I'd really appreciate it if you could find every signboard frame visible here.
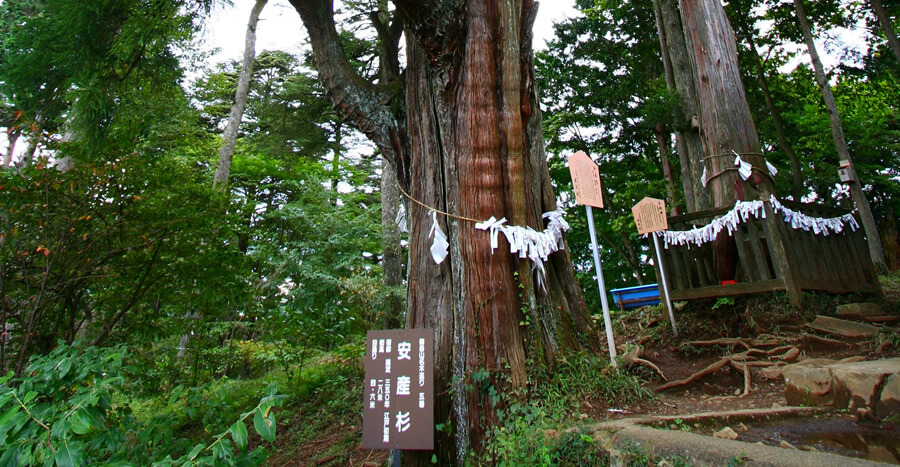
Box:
[362,329,435,451]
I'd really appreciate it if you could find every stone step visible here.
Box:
[783,357,900,419]
[805,315,879,339]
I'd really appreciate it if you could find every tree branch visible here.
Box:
[288,0,410,185]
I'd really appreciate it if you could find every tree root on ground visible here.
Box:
[655,345,798,397]
[618,344,668,382]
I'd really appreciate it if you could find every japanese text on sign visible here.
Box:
[568,151,604,208]
[632,197,668,234]
[362,329,434,450]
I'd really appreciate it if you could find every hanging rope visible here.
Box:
[394,183,571,291]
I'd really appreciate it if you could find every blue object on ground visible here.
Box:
[610,284,661,310]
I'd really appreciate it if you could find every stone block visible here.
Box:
[783,365,833,406]
[806,315,878,339]
[835,303,882,318]
[875,373,900,419]
[830,359,900,412]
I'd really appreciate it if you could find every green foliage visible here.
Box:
[482,404,608,466]
[0,343,283,465]
[0,0,214,147]
[533,352,654,415]
[538,0,670,293]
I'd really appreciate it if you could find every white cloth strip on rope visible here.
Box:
[651,195,858,248]
[470,208,570,292]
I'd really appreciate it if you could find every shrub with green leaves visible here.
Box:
[0,343,284,466]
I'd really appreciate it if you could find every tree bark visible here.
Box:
[213,0,267,188]
[655,0,709,212]
[744,35,804,200]
[380,158,403,329]
[793,0,887,270]
[330,121,342,193]
[871,0,900,64]
[655,123,682,215]
[290,0,599,461]
[680,0,777,284]
[679,0,772,207]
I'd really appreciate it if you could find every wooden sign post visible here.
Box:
[632,197,677,336]
[568,151,617,366]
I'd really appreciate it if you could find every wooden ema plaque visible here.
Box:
[568,151,604,208]
[632,197,668,234]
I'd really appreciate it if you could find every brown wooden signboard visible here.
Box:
[362,329,434,450]
[568,151,604,208]
[632,197,668,234]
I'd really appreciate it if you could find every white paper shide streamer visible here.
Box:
[429,211,449,264]
[474,209,571,291]
[654,195,859,248]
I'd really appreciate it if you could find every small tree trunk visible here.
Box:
[330,121,342,192]
[213,0,267,188]
[871,0,900,64]
[793,0,887,270]
[655,122,682,215]
[655,0,709,212]
[3,130,19,168]
[380,158,403,328]
[745,35,804,200]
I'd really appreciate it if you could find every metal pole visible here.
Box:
[652,233,677,336]
[586,206,617,366]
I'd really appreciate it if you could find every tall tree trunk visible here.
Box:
[744,35,804,200]
[291,0,599,461]
[655,0,709,212]
[380,158,403,328]
[680,0,772,206]
[680,0,776,283]
[213,0,267,188]
[793,0,887,270]
[871,0,900,64]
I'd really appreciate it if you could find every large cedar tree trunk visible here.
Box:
[654,0,709,212]
[290,0,599,461]
[679,0,782,285]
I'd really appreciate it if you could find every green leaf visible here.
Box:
[69,410,93,435]
[230,420,248,450]
[253,408,275,442]
[51,418,71,440]
[186,443,205,460]
[56,358,72,379]
[23,391,38,404]
[54,440,83,467]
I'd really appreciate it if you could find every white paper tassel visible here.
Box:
[429,211,449,264]
[766,160,778,177]
[475,216,507,252]
[734,154,753,181]
[396,203,408,233]
[701,166,708,188]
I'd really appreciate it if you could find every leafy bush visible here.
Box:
[0,343,284,465]
[482,403,608,465]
